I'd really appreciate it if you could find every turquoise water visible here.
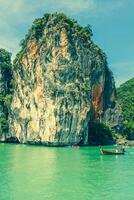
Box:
[0,144,134,200]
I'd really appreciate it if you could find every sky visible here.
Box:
[0,0,134,87]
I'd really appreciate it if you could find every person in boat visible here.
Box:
[120,146,125,153]
[72,144,80,148]
[99,146,102,151]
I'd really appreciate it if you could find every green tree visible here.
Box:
[117,78,134,139]
[0,49,13,136]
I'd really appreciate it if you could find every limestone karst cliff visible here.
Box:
[4,13,122,145]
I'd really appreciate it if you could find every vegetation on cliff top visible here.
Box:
[0,49,13,135]
[12,13,116,145]
[15,12,105,63]
[117,78,134,139]
[20,12,93,43]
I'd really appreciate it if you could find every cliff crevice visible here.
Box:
[1,13,122,145]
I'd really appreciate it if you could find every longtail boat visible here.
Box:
[100,148,125,155]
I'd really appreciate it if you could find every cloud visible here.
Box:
[51,0,95,12]
[0,0,96,56]
[0,0,131,58]
[111,61,134,87]
[0,35,19,57]
[0,0,132,86]
[0,0,95,16]
[95,0,124,13]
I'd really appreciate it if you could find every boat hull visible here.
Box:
[101,149,124,155]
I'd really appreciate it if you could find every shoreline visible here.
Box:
[1,139,134,147]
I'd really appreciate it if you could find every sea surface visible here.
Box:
[0,144,134,200]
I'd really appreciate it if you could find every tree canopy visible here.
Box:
[117,78,134,139]
[0,49,13,134]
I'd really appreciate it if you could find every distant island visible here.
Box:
[117,78,134,141]
[0,13,133,146]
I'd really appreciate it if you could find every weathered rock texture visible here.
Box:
[8,13,122,145]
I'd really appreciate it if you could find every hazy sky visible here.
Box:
[0,0,134,86]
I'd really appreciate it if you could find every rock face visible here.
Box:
[8,13,122,145]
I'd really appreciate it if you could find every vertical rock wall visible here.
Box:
[8,14,122,145]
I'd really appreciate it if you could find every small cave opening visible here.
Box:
[88,121,114,145]
[5,136,20,144]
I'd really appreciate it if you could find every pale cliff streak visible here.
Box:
[7,13,122,145]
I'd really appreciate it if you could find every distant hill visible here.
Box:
[117,78,134,139]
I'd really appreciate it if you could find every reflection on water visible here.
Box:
[0,144,134,200]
